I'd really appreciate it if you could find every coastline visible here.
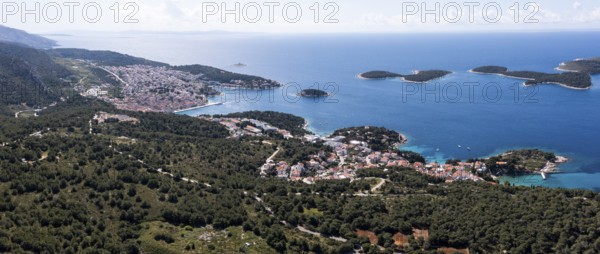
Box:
[356,73,398,80]
[399,133,409,146]
[469,69,591,90]
[523,81,591,90]
[357,70,452,83]
[494,154,570,181]
[298,92,331,98]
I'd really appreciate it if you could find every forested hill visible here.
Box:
[0,42,72,107]
[1,98,599,253]
[49,48,169,67]
[173,65,280,88]
[0,25,56,49]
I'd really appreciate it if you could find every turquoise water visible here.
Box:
[50,32,600,191]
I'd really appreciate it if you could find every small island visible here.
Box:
[558,57,600,74]
[471,65,592,89]
[359,70,451,83]
[299,89,329,97]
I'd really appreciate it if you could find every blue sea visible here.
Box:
[49,32,600,191]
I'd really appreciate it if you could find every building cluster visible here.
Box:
[262,132,486,184]
[417,161,486,182]
[199,117,294,139]
[82,87,109,97]
[97,65,216,112]
[94,112,139,124]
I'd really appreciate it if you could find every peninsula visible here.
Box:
[359,70,451,83]
[558,57,600,74]
[471,65,592,89]
[484,149,568,176]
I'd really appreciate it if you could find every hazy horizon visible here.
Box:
[3,0,600,34]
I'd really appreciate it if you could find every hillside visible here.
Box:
[49,49,281,89]
[0,25,56,48]
[173,64,280,88]
[0,101,599,253]
[0,42,72,107]
[218,111,308,136]
[48,48,169,67]
[0,100,599,253]
[332,126,405,151]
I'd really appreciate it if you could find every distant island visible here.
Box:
[557,57,600,74]
[471,65,592,89]
[359,70,451,83]
[299,89,329,97]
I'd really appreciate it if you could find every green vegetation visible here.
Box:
[1,27,599,254]
[299,89,329,97]
[359,70,451,82]
[472,65,592,89]
[485,149,557,175]
[559,57,600,74]
[359,71,402,79]
[138,222,276,254]
[403,70,452,82]
[0,25,56,48]
[173,64,280,88]
[48,49,280,89]
[48,48,168,67]
[470,66,508,73]
[219,111,309,136]
[332,126,405,151]
[0,99,599,253]
[397,150,426,164]
[53,57,124,97]
[0,42,73,107]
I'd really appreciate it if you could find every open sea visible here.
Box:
[48,32,600,191]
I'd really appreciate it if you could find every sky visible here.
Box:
[2,0,600,34]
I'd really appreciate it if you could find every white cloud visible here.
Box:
[573,7,600,22]
[538,10,562,23]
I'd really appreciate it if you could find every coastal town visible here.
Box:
[265,133,487,184]
[75,62,279,113]
[95,65,217,112]
[199,116,569,186]
[201,117,491,184]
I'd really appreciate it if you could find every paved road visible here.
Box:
[371,178,386,192]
